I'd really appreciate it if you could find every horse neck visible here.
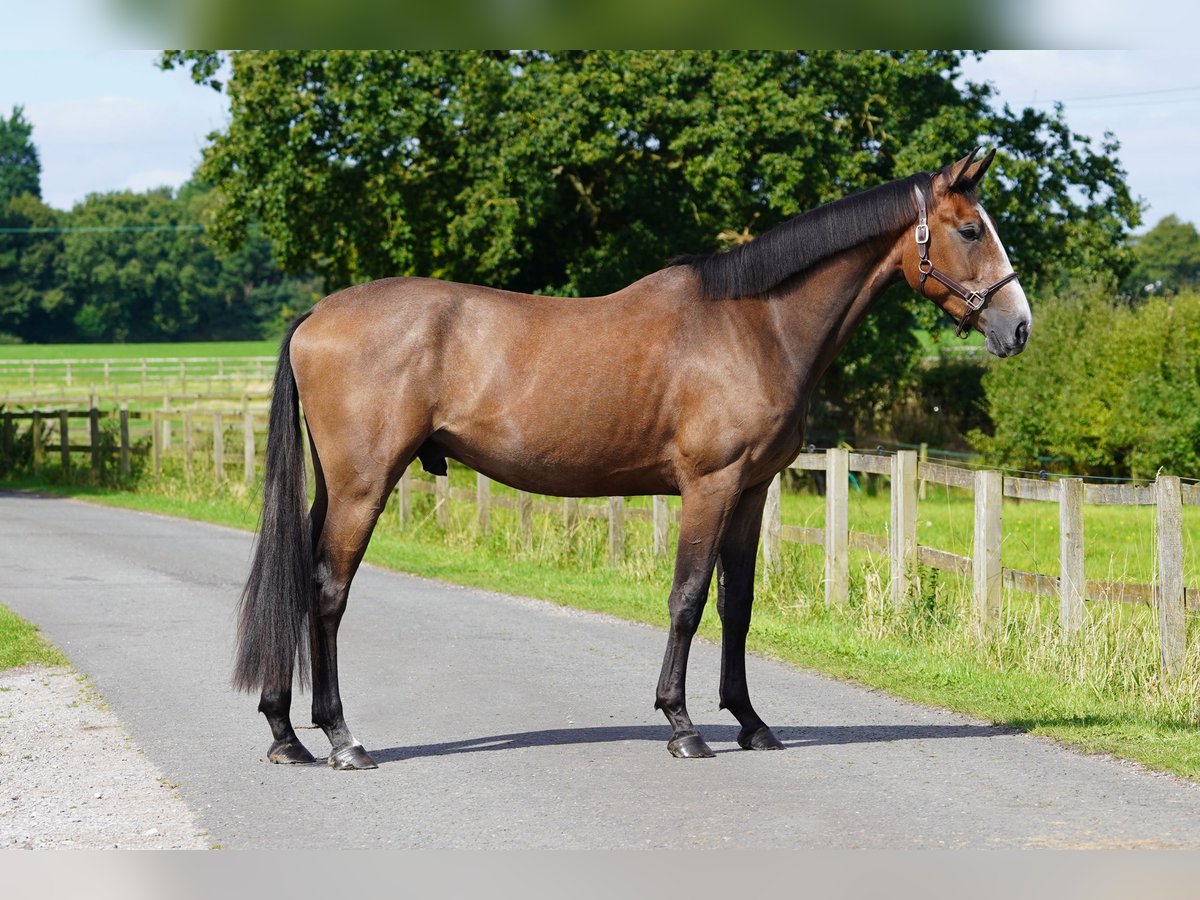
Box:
[769,233,905,390]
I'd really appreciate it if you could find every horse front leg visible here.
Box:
[654,478,740,758]
[717,481,784,751]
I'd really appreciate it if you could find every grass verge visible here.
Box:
[0,601,67,671]
[3,468,1199,781]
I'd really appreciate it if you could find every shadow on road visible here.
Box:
[369,722,1013,764]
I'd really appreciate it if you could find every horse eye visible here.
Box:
[958,225,981,242]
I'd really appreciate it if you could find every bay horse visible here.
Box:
[235,148,1031,769]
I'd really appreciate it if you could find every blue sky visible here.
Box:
[0,49,1197,230]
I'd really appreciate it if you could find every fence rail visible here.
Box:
[2,407,1196,678]
[0,357,276,400]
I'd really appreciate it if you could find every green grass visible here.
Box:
[0,602,67,671]
[0,341,276,361]
[5,463,1200,781]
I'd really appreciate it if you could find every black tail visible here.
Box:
[233,313,314,693]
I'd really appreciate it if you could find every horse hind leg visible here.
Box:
[307,444,409,770]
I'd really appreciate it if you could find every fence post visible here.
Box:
[435,474,450,527]
[182,411,193,480]
[890,450,918,605]
[1058,477,1085,638]
[65,361,72,387]
[652,494,669,558]
[518,492,533,550]
[825,448,849,606]
[89,407,100,482]
[31,410,42,476]
[119,404,130,478]
[608,496,625,568]
[151,410,162,477]
[762,473,782,579]
[59,410,70,475]
[476,473,491,534]
[397,469,411,528]
[1156,474,1185,679]
[243,411,255,485]
[212,412,224,483]
[917,442,928,501]
[2,411,12,467]
[973,469,1002,629]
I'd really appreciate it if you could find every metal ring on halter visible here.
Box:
[918,258,933,275]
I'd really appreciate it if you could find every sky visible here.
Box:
[0,49,1197,230]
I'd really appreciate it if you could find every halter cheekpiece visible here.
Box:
[912,186,1020,339]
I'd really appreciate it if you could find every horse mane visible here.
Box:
[672,172,934,300]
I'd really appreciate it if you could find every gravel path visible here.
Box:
[5,490,1200,849]
[0,665,205,849]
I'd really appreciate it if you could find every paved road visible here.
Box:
[4,491,1200,848]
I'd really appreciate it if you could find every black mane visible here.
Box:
[673,173,932,300]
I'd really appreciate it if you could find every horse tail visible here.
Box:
[233,312,314,693]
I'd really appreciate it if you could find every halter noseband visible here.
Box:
[912,186,1020,339]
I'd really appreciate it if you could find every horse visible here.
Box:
[234,148,1031,769]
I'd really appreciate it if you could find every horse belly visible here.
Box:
[433,401,677,498]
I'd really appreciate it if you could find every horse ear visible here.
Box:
[932,148,979,198]
[954,148,997,192]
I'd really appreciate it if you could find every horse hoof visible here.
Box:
[667,733,715,759]
[328,744,378,770]
[267,739,316,765]
[738,725,784,751]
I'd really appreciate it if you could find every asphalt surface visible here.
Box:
[4,490,1200,849]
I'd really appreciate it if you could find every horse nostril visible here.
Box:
[1015,320,1028,346]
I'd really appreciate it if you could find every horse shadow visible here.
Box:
[368,721,1015,764]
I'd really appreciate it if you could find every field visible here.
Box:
[0,341,277,361]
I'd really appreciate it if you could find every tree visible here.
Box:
[1125,215,1200,296]
[0,193,67,341]
[61,184,316,342]
[162,51,1140,440]
[973,285,1200,478]
[0,106,40,204]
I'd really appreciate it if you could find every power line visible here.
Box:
[1029,84,1200,108]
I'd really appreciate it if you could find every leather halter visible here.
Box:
[912,186,1020,339]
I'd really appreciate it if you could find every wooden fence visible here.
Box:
[0,356,275,394]
[0,404,264,487]
[2,408,1196,676]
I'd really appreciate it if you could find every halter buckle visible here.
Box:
[914,223,929,246]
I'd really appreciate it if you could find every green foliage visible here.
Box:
[0,183,318,343]
[0,106,40,204]
[172,50,1139,441]
[1126,215,1200,296]
[61,185,318,342]
[974,285,1200,478]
